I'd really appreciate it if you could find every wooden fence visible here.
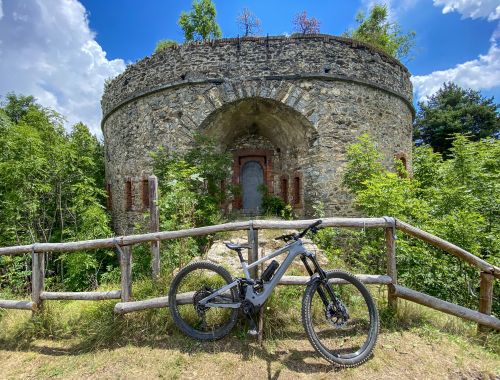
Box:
[0,217,499,332]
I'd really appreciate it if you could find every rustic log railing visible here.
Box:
[0,217,498,331]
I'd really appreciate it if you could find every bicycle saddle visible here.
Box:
[224,242,251,251]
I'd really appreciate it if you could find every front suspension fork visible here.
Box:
[301,254,339,307]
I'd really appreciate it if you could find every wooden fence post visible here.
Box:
[247,224,263,343]
[384,218,398,311]
[478,271,494,332]
[31,249,45,313]
[120,245,132,302]
[148,175,160,280]
[247,226,259,279]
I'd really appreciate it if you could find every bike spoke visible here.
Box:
[169,263,238,339]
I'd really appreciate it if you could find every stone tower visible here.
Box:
[101,35,414,234]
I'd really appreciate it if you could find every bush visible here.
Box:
[259,184,294,219]
[151,134,232,271]
[154,39,177,54]
[336,133,499,315]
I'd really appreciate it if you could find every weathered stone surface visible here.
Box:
[101,34,413,234]
[205,232,329,276]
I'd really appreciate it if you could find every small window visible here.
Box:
[395,152,410,178]
[281,177,288,204]
[142,179,149,210]
[106,183,112,210]
[293,176,301,205]
[125,179,133,211]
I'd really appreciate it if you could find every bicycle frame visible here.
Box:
[199,239,324,309]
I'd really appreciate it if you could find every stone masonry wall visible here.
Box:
[102,35,414,234]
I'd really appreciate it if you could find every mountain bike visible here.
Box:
[168,220,379,367]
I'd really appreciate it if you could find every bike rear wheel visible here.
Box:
[168,261,239,341]
[302,270,379,367]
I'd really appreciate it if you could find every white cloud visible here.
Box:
[412,37,500,101]
[412,1,500,101]
[0,0,125,137]
[433,0,500,21]
[0,1,3,20]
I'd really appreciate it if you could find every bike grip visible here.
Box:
[311,220,322,228]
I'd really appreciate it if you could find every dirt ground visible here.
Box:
[1,326,498,379]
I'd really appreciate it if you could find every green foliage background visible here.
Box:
[148,134,231,271]
[0,94,113,293]
[332,133,499,316]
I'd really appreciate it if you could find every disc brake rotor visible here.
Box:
[325,301,349,328]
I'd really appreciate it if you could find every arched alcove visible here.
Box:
[200,97,314,150]
[199,97,314,214]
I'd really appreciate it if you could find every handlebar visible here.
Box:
[275,220,323,242]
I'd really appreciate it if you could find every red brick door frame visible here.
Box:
[232,149,273,209]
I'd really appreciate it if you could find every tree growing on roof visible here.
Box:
[292,11,321,35]
[236,7,261,37]
[178,0,222,41]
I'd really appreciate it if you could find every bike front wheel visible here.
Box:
[168,261,239,341]
[302,270,379,367]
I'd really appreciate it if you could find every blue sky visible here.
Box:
[0,0,498,137]
[81,0,496,75]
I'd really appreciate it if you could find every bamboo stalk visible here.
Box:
[392,284,500,330]
[396,219,500,278]
[40,291,121,301]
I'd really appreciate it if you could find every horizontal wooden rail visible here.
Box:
[0,218,391,256]
[0,299,34,310]
[252,218,390,230]
[396,220,500,278]
[279,274,393,285]
[40,291,121,301]
[392,285,500,330]
[114,274,392,314]
[115,292,195,314]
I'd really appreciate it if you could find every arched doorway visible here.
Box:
[200,97,314,216]
[240,161,264,214]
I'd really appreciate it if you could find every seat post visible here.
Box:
[235,249,245,263]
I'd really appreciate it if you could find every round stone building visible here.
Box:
[101,34,414,234]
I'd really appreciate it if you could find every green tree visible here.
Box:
[178,0,222,42]
[0,94,112,293]
[2,93,36,123]
[414,82,499,155]
[151,134,231,269]
[154,39,177,54]
[341,134,499,315]
[344,4,415,60]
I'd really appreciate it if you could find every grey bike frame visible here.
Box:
[199,239,316,309]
